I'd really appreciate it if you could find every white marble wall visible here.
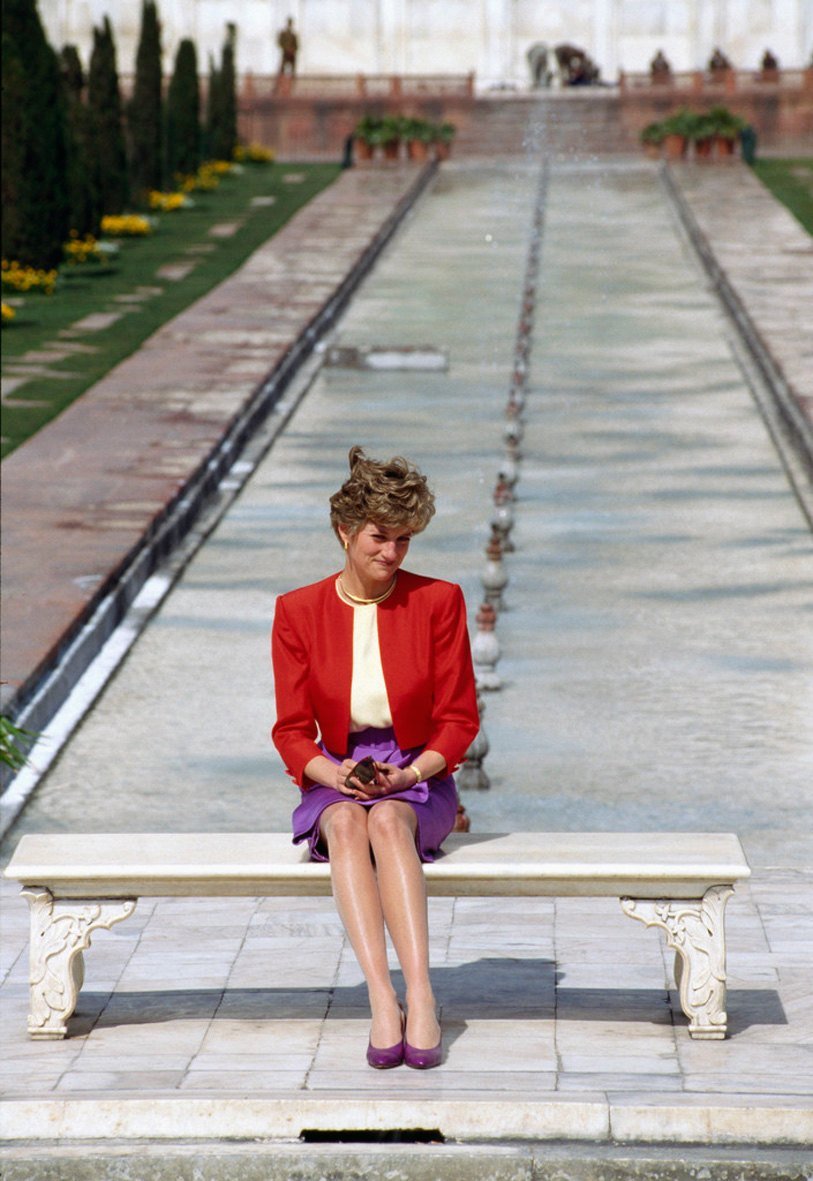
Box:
[40,0,813,86]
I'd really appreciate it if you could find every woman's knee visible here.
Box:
[321,802,369,851]
[367,800,417,846]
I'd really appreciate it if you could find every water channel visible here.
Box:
[8,159,812,871]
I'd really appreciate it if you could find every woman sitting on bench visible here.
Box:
[271,446,479,1069]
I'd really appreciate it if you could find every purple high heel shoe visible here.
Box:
[366,1006,405,1069]
[403,1038,442,1069]
[403,1014,443,1069]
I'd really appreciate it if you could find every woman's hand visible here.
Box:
[374,762,421,794]
[323,750,446,798]
[337,758,388,799]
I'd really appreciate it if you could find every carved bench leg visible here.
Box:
[621,885,734,1040]
[22,888,137,1039]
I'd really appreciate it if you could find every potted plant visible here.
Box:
[640,120,666,158]
[690,113,716,159]
[708,105,744,157]
[431,121,456,161]
[353,115,383,163]
[661,109,695,159]
[380,115,402,162]
[403,117,433,162]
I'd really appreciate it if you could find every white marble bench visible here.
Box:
[4,831,750,1042]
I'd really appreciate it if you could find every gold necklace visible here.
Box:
[337,576,396,606]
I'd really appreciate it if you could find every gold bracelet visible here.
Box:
[410,764,422,784]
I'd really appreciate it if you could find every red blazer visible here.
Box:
[271,569,479,788]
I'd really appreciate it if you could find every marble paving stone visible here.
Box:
[155,262,196,282]
[560,1073,685,1093]
[682,1074,813,1095]
[305,1069,560,1092]
[676,1043,813,1074]
[69,312,125,332]
[555,963,669,988]
[3,365,79,379]
[192,1051,315,1072]
[113,976,230,992]
[555,1028,677,1050]
[81,1025,212,1055]
[191,1045,318,1070]
[555,997,673,1025]
[216,991,330,1019]
[199,1021,320,1054]
[180,1070,309,1090]
[441,1042,557,1072]
[55,1072,188,1092]
[208,222,242,238]
[68,1053,193,1071]
[560,1053,680,1074]
[18,350,75,363]
[2,1057,80,1076]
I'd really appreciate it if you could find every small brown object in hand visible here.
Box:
[349,755,377,785]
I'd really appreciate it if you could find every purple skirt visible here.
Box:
[292,726,459,863]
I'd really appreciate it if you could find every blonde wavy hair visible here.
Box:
[329,446,436,541]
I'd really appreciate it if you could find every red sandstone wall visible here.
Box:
[237,74,813,159]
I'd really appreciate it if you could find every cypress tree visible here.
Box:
[60,45,100,236]
[88,18,129,215]
[129,0,164,196]
[166,37,200,180]
[219,23,238,161]
[1,0,70,268]
[207,24,237,161]
[1,30,26,262]
[205,53,222,160]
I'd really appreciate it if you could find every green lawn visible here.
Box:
[1,162,341,459]
[751,157,813,237]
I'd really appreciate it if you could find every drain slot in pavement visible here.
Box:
[300,1127,445,1144]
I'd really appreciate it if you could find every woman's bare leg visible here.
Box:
[320,802,402,1047]
[367,801,441,1049]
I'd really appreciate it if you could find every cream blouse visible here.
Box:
[335,580,393,731]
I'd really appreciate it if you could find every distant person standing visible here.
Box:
[277,16,299,76]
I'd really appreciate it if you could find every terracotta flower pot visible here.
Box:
[354,139,374,164]
[407,140,429,162]
[383,140,400,161]
[694,138,713,159]
[663,133,687,160]
[434,142,452,162]
[715,136,736,157]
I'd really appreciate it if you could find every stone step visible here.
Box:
[453,96,638,156]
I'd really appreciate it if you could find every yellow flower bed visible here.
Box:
[1,260,58,295]
[177,160,235,193]
[148,190,189,212]
[190,166,219,192]
[101,214,152,237]
[64,232,103,265]
[234,142,275,164]
[2,301,17,324]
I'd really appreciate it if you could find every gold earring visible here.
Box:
[343,539,348,551]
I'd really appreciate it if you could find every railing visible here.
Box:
[240,72,476,101]
[619,67,812,96]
